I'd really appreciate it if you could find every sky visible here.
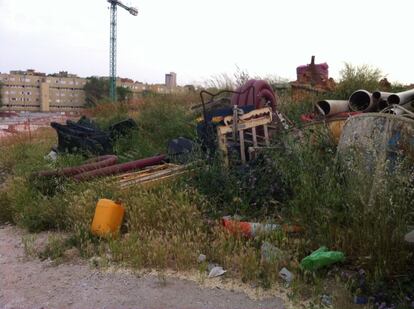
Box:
[0,0,412,86]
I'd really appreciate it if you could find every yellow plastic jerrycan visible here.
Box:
[91,199,125,237]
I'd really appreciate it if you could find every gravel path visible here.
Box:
[0,225,286,309]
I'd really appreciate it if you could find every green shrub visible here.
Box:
[112,94,196,159]
[331,63,383,99]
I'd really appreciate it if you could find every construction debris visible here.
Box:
[73,154,166,181]
[37,155,118,178]
[261,242,287,264]
[36,154,167,183]
[208,265,227,278]
[290,56,336,101]
[116,162,192,190]
[278,268,294,284]
[51,116,137,155]
[216,107,272,165]
[167,137,195,163]
[221,217,303,238]
[314,100,349,116]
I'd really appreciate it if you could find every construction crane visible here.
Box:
[107,0,138,102]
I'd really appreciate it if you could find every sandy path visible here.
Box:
[0,225,285,309]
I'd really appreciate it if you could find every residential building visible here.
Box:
[0,69,183,111]
[0,70,86,112]
[117,78,147,99]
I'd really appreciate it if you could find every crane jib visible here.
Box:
[107,0,138,16]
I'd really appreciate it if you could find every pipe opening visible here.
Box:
[349,91,371,111]
[315,101,330,115]
[388,94,400,105]
[372,91,382,100]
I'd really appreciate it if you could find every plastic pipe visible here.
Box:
[349,90,374,112]
[314,100,349,116]
[387,88,414,105]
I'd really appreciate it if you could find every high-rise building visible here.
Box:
[165,72,177,89]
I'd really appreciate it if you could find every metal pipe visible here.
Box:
[349,90,374,112]
[73,154,166,181]
[36,155,118,178]
[314,100,349,116]
[387,88,414,105]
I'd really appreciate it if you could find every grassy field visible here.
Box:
[0,68,413,308]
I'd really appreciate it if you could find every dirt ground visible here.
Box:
[0,225,286,309]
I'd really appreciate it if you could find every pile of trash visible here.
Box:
[51,116,138,155]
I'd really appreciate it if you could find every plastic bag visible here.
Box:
[300,246,345,271]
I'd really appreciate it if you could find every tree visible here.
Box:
[116,86,133,102]
[84,77,134,105]
[334,63,383,99]
[84,77,109,106]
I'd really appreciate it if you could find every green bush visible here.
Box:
[331,63,383,99]
[113,94,196,159]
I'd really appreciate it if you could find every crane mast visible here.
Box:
[107,0,138,102]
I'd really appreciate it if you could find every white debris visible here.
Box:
[208,266,226,278]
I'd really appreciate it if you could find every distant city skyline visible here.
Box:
[0,0,413,85]
[0,68,177,86]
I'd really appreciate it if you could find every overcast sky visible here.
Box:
[0,0,412,85]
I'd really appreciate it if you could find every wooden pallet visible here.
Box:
[216,107,272,165]
[116,163,192,190]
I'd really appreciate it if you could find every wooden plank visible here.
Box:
[217,126,229,166]
[239,129,246,164]
[264,124,270,147]
[252,127,258,147]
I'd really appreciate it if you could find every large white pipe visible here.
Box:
[387,88,414,105]
[314,100,349,116]
[349,90,374,112]
[372,91,392,111]
[372,91,392,101]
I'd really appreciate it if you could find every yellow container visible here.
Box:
[91,199,125,237]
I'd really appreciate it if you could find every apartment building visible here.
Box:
[0,70,86,112]
[0,70,184,111]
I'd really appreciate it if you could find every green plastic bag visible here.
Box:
[300,246,345,271]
